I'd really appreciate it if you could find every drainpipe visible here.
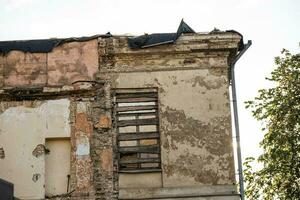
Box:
[230,40,252,200]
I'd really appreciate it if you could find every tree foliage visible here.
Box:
[244,49,300,199]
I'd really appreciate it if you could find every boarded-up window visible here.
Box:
[114,89,161,173]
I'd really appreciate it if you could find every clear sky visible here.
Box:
[1,0,299,177]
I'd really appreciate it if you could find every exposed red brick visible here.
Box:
[76,156,93,191]
[75,113,93,136]
[94,115,112,129]
[100,149,113,172]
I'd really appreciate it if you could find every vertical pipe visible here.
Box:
[230,40,252,200]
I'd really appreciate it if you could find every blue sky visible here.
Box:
[1,0,299,174]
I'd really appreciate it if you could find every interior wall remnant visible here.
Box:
[3,51,47,87]
[47,40,99,86]
[0,39,99,88]
[0,101,46,199]
[0,99,71,199]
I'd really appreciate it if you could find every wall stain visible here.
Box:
[32,144,47,157]
[161,106,235,184]
[190,76,225,90]
[208,68,227,77]
[32,173,41,182]
[161,106,232,155]
[0,101,43,115]
[0,147,5,159]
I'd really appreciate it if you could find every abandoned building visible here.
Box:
[0,21,251,200]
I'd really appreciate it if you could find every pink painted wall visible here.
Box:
[0,39,99,87]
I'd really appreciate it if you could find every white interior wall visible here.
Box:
[0,99,71,199]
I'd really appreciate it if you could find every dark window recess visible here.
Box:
[114,89,161,173]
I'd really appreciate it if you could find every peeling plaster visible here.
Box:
[161,106,232,155]
[32,174,41,182]
[32,144,47,157]
[76,135,90,156]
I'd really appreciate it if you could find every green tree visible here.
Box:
[244,49,300,200]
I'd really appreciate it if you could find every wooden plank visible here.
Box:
[116,92,158,99]
[119,145,160,154]
[119,168,162,173]
[117,110,157,117]
[116,105,157,112]
[118,132,159,141]
[115,88,157,94]
[116,97,157,103]
[117,118,158,127]
[117,111,157,117]
[120,157,160,164]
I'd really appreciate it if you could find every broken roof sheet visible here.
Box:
[127,20,195,49]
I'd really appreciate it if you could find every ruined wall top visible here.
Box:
[0,31,243,99]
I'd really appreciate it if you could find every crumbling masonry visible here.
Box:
[0,26,245,200]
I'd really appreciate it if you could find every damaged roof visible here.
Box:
[127,20,195,49]
[0,34,112,55]
[0,20,244,55]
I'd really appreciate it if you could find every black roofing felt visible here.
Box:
[0,33,112,55]
[128,20,195,49]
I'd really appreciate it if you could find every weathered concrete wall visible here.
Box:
[0,99,71,199]
[0,39,98,88]
[98,33,241,199]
